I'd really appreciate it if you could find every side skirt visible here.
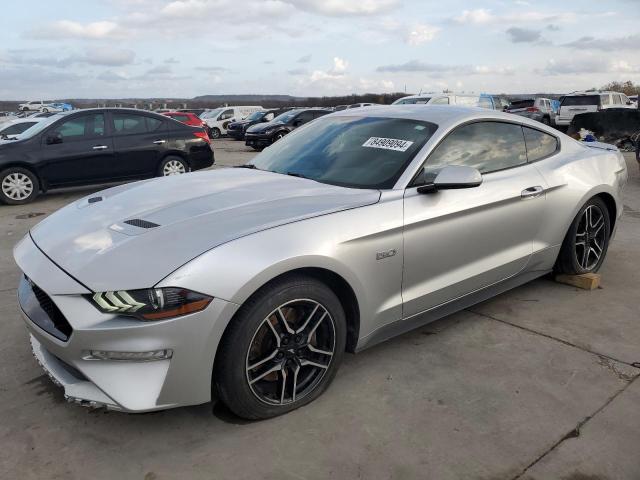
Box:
[355,269,550,352]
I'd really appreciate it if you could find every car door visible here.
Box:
[402,121,547,317]
[111,112,167,178]
[37,112,115,186]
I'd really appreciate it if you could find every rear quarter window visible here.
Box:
[561,96,600,107]
[523,127,558,162]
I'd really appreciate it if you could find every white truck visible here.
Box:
[555,91,636,128]
[199,106,263,138]
[17,100,55,112]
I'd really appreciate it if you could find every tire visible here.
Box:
[42,108,48,113]
[21,107,29,112]
[158,156,189,177]
[541,116,550,126]
[555,197,611,275]
[0,167,40,205]
[214,275,347,420]
[273,131,287,142]
[210,128,221,139]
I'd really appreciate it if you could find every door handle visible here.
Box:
[92,145,108,150]
[153,140,166,145]
[521,186,544,199]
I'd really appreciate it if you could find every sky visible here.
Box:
[0,0,639,99]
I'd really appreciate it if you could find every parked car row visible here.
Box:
[18,100,74,113]
[0,108,214,205]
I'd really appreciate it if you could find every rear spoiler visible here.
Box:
[583,141,618,152]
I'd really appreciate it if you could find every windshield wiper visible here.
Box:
[286,172,308,179]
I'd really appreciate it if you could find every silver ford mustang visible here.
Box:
[14,106,628,419]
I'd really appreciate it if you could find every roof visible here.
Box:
[330,104,556,132]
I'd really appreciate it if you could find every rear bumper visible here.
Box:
[14,235,239,412]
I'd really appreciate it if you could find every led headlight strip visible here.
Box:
[89,288,212,320]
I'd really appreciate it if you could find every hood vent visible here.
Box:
[88,196,103,204]
[124,219,160,229]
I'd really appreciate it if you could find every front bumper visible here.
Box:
[245,132,273,148]
[227,129,245,140]
[14,235,239,412]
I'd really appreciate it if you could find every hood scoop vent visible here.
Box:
[88,196,103,204]
[124,218,160,229]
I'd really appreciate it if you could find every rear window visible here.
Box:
[523,127,558,162]
[561,95,600,107]
[395,97,431,105]
[510,100,534,109]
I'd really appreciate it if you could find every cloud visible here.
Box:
[287,68,308,75]
[562,34,640,51]
[97,70,130,82]
[330,57,348,74]
[296,54,312,63]
[7,47,135,67]
[406,24,440,46]
[164,57,180,64]
[451,9,579,25]
[506,27,542,43]
[284,0,399,16]
[538,57,640,75]
[147,65,173,75]
[453,9,493,24]
[28,20,124,40]
[376,60,513,77]
[194,66,229,73]
[82,47,136,66]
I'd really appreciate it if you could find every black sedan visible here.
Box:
[0,108,214,205]
[244,108,332,150]
[227,108,293,140]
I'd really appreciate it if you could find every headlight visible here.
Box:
[88,288,212,320]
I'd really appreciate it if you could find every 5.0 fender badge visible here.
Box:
[376,249,397,260]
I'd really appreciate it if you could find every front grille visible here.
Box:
[31,282,73,340]
[18,276,73,342]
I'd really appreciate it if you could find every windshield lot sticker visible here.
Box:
[363,137,414,152]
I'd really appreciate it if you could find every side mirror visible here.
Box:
[417,165,482,194]
[46,132,63,145]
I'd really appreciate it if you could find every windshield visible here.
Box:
[200,108,223,119]
[509,100,534,108]
[393,97,432,105]
[246,111,267,121]
[271,110,299,123]
[250,116,437,189]
[11,113,67,139]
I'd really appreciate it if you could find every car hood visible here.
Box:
[246,120,285,133]
[30,169,380,292]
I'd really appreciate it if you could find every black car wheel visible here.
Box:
[158,156,189,176]
[210,128,221,139]
[214,274,346,420]
[541,116,550,126]
[274,131,287,142]
[555,197,610,275]
[0,167,40,205]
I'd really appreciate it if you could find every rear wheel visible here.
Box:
[274,131,287,142]
[541,116,550,126]
[0,167,39,205]
[158,156,188,176]
[210,128,221,139]
[214,275,346,420]
[555,197,610,275]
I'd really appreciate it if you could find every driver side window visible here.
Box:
[425,121,527,176]
[56,114,105,141]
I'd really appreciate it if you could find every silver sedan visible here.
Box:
[14,106,628,419]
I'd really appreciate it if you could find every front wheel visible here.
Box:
[555,197,611,275]
[158,156,189,176]
[273,131,287,142]
[41,108,49,113]
[214,275,346,420]
[210,128,221,139]
[0,167,40,205]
